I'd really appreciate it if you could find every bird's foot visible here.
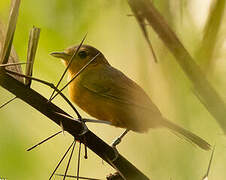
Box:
[111,144,119,162]
[110,137,121,161]
[111,129,129,147]
[110,129,130,162]
[111,137,122,147]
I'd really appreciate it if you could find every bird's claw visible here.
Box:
[111,145,119,162]
[110,138,121,162]
[111,137,121,147]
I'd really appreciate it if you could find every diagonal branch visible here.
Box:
[0,68,149,180]
[5,69,81,118]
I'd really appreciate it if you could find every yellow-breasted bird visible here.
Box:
[51,44,210,150]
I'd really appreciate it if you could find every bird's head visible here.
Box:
[51,44,109,75]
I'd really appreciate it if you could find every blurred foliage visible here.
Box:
[0,0,226,179]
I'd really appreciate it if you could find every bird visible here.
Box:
[51,44,211,150]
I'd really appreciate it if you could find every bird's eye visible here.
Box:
[78,51,88,59]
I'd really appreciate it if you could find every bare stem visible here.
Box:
[49,141,74,180]
[77,142,82,180]
[27,131,62,151]
[0,96,16,109]
[0,62,27,67]
[63,140,76,180]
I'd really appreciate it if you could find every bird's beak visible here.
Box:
[50,52,69,59]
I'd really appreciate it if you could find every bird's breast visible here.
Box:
[68,77,111,121]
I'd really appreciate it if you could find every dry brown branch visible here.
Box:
[0,69,150,180]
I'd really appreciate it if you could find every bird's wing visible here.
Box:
[80,64,160,113]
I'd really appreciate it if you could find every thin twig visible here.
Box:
[77,142,82,180]
[84,143,88,159]
[63,140,76,180]
[49,52,100,101]
[204,144,216,179]
[54,112,80,123]
[83,118,112,125]
[49,141,74,180]
[55,112,112,125]
[0,96,16,109]
[60,120,65,135]
[6,69,54,86]
[27,131,62,151]
[49,34,87,101]
[0,62,27,67]
[129,3,158,63]
[55,174,102,180]
[5,69,81,118]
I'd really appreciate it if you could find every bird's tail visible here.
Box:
[160,118,211,151]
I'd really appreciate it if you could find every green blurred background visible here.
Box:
[0,0,226,179]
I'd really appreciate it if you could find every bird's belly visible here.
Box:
[69,82,112,118]
[68,82,151,132]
